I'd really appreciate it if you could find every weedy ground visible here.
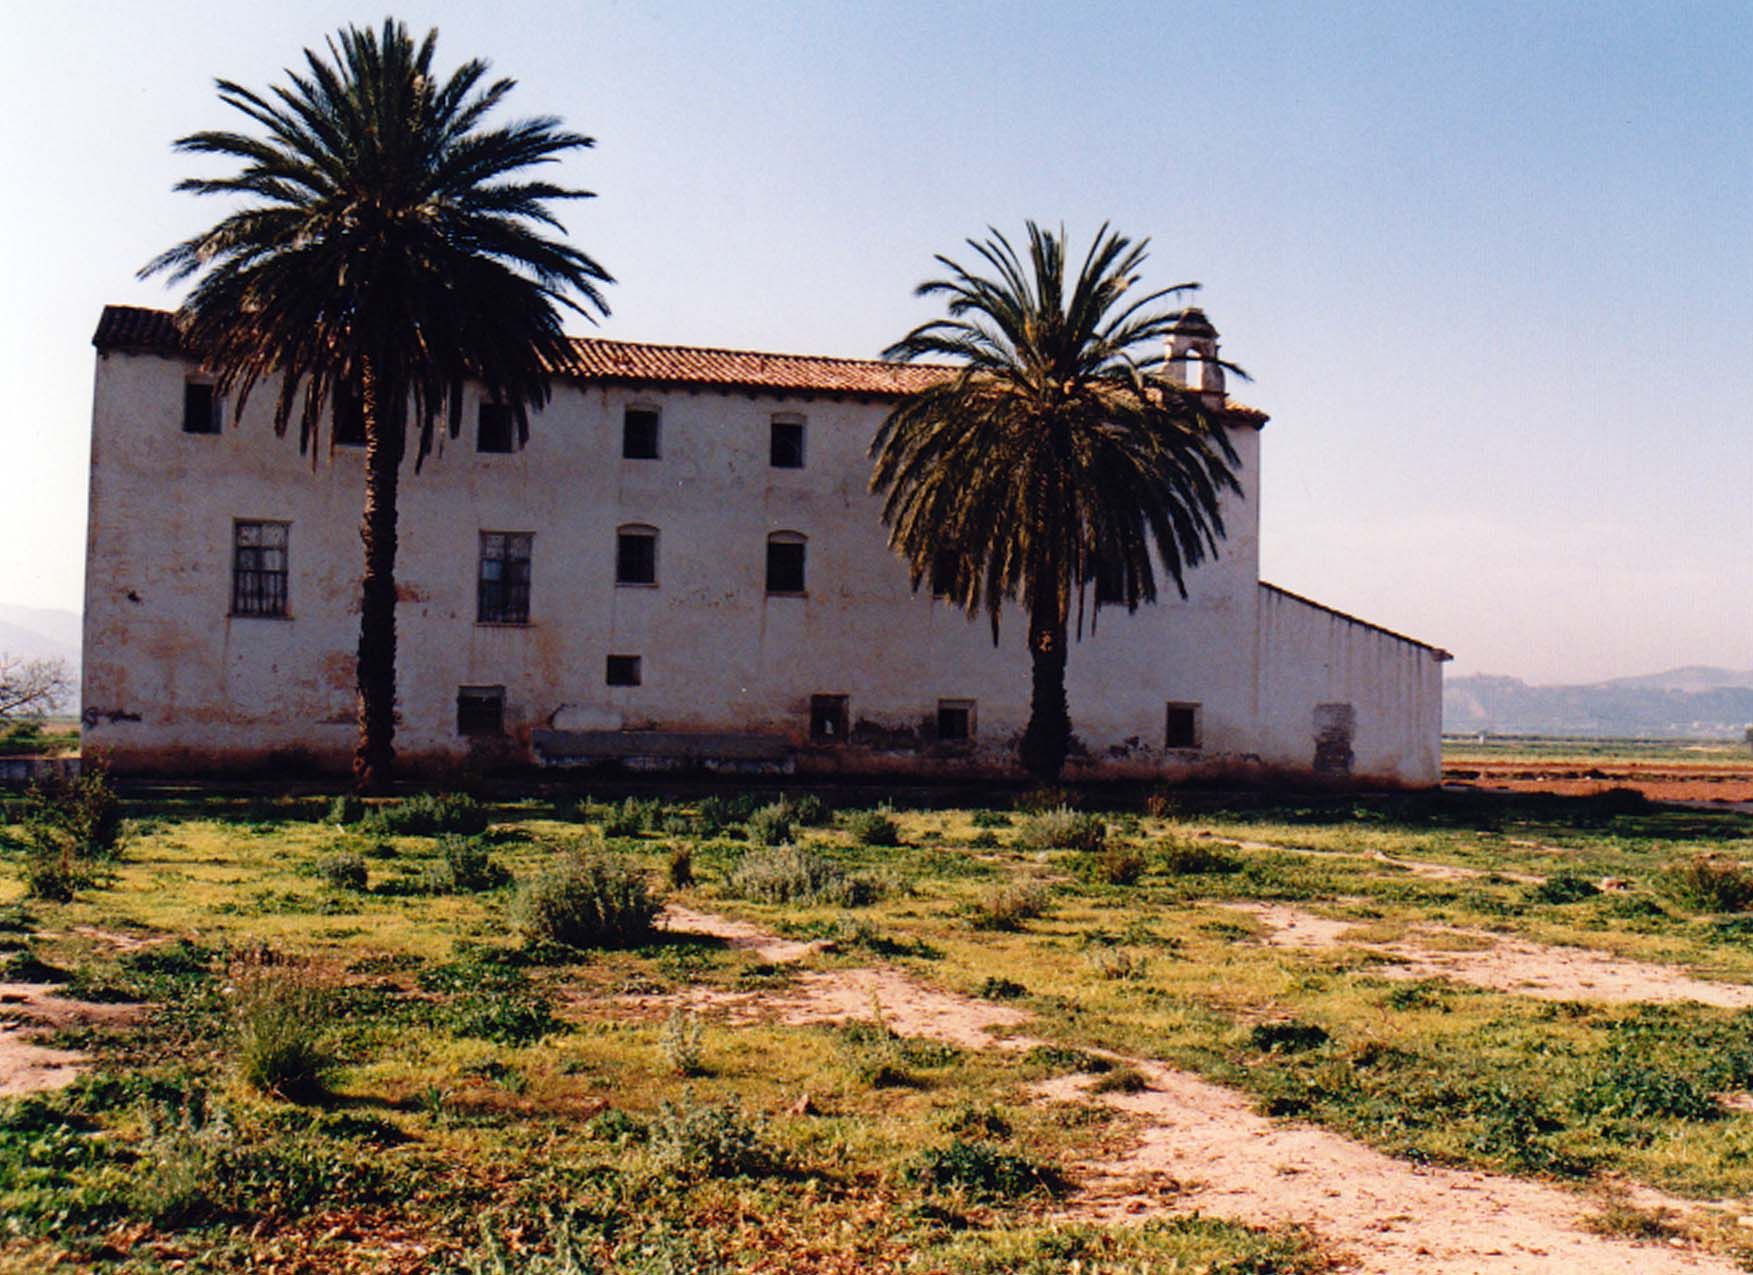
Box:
[3,780,1753,1272]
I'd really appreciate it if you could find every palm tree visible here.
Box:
[871,223,1241,782]
[142,20,611,793]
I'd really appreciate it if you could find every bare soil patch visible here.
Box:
[1231,902,1753,1008]
[0,980,143,1097]
[657,905,1745,1273]
[1208,833,1545,884]
[1448,760,1753,805]
[1041,1062,1742,1274]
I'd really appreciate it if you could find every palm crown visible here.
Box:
[143,19,610,463]
[871,222,1241,778]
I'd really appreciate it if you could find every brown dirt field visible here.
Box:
[656,905,1745,1274]
[1445,760,1753,805]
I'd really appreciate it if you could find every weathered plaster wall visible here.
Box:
[83,345,1441,784]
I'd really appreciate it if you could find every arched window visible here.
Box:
[616,524,659,586]
[765,531,807,594]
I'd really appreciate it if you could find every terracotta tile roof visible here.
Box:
[1260,581,1452,660]
[91,303,1267,419]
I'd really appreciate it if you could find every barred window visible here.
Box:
[478,532,533,624]
[232,521,289,617]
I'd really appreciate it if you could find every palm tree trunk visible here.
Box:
[353,361,404,795]
[1019,590,1071,782]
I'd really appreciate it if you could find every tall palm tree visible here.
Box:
[143,20,611,793]
[871,223,1241,782]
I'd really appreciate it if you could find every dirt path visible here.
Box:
[1230,902,1753,1008]
[657,904,1744,1273]
[0,980,143,1097]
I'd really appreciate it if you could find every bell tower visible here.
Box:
[1164,307,1224,401]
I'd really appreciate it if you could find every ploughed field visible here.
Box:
[6,783,1753,1272]
[1447,737,1753,806]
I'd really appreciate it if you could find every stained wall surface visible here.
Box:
[83,328,1448,784]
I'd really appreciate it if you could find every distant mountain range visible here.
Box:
[1446,667,1753,738]
[0,605,81,712]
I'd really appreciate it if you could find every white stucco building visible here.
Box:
[83,304,1449,785]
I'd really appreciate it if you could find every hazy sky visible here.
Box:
[4,0,1749,684]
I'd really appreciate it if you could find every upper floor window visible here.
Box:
[765,532,806,594]
[183,380,221,435]
[616,525,659,586]
[232,520,289,617]
[478,402,516,454]
[478,532,533,623]
[623,407,661,460]
[333,386,366,447]
[770,415,805,468]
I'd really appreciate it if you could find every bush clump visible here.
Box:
[359,792,488,837]
[325,794,364,825]
[233,963,333,1102]
[667,844,694,889]
[647,1096,777,1180]
[968,881,1050,931]
[1158,837,1242,875]
[514,854,660,949]
[317,852,367,892]
[13,767,127,901]
[1016,808,1106,853]
[1082,843,1146,886]
[844,807,902,848]
[1529,872,1601,905]
[905,1139,1058,1199]
[744,804,796,847]
[428,835,511,893]
[726,844,876,906]
[1663,855,1753,913]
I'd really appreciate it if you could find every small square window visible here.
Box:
[478,403,516,453]
[457,685,505,736]
[623,408,660,460]
[770,420,805,469]
[766,535,806,594]
[606,655,642,687]
[936,699,975,742]
[478,532,533,624]
[232,520,289,617]
[1165,702,1201,750]
[616,528,658,585]
[183,381,220,434]
[810,694,849,743]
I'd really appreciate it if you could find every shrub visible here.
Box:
[1016,808,1106,853]
[601,797,660,838]
[726,844,849,904]
[968,830,1001,849]
[318,852,367,891]
[1158,837,1242,875]
[905,1139,1058,1199]
[514,854,660,949]
[977,976,1027,1000]
[784,793,833,827]
[844,807,902,848]
[970,810,1012,829]
[667,844,694,889]
[13,767,126,900]
[647,1096,776,1179]
[1663,855,1753,912]
[1085,945,1147,981]
[326,794,364,825]
[430,835,510,893]
[1529,872,1601,905]
[968,881,1049,931]
[233,964,332,1102]
[744,803,796,847]
[1015,787,1076,813]
[1248,1020,1330,1054]
[359,792,488,837]
[1090,1067,1149,1094]
[1143,789,1178,819]
[1083,843,1146,886]
[660,1009,706,1076]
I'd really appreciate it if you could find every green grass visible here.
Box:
[7,784,1753,1269]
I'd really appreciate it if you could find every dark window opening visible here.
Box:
[810,694,849,743]
[936,699,974,742]
[457,685,505,736]
[232,521,288,617]
[616,528,658,585]
[478,532,533,623]
[930,548,959,599]
[478,402,516,453]
[766,535,806,594]
[770,420,805,469]
[606,655,642,687]
[183,382,220,434]
[623,408,660,459]
[1165,702,1201,749]
[333,387,365,447]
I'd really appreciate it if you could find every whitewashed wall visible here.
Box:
[83,345,1442,784]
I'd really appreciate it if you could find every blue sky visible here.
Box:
[5,0,1750,682]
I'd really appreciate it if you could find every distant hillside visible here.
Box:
[1446,668,1753,738]
[0,605,81,712]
